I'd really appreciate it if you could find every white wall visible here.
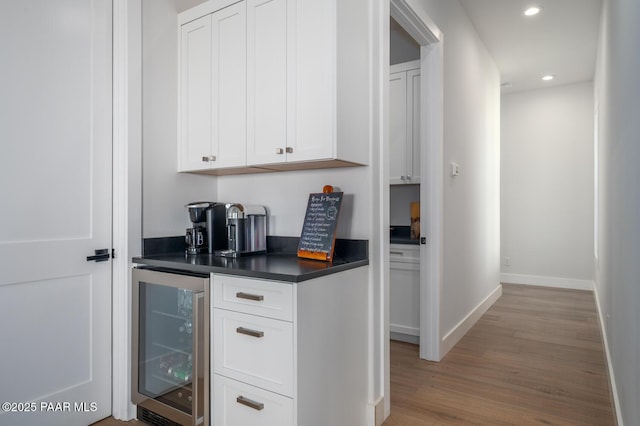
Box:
[594,0,640,424]
[407,0,501,347]
[390,185,420,226]
[390,18,420,65]
[216,168,370,239]
[501,83,594,287]
[142,0,216,238]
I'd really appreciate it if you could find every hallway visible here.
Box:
[384,284,615,425]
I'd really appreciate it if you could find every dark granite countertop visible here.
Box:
[390,226,420,245]
[132,236,368,283]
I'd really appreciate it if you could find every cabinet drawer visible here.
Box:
[389,244,419,264]
[213,274,293,321]
[213,375,294,426]
[213,309,294,396]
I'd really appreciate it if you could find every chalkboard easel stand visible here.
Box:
[297,191,344,262]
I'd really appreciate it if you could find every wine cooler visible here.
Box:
[132,268,209,426]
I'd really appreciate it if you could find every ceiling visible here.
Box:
[176,0,602,94]
[459,0,603,93]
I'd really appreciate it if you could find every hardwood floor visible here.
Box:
[90,417,143,426]
[384,284,615,425]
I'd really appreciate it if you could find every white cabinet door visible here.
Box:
[247,0,290,166]
[407,68,421,183]
[290,0,334,162]
[389,264,420,337]
[389,63,421,184]
[211,2,247,168]
[390,245,420,338]
[0,1,112,424]
[389,71,408,183]
[179,15,213,171]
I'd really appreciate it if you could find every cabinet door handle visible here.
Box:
[285,147,293,154]
[236,396,264,411]
[236,327,264,338]
[236,292,264,301]
[276,148,284,154]
[202,155,216,162]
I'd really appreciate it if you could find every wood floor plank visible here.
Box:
[384,284,615,426]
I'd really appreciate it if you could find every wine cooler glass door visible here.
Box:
[132,268,208,426]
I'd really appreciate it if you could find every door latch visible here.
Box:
[87,248,111,262]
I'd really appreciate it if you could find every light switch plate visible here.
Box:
[450,162,460,177]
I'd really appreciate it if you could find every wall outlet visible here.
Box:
[504,256,511,266]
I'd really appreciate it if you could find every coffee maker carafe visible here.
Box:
[185,202,227,254]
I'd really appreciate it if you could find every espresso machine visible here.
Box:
[215,204,267,258]
[185,202,227,254]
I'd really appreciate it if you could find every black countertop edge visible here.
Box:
[131,255,369,283]
[390,238,419,245]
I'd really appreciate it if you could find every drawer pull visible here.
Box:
[236,292,264,301]
[236,327,264,338]
[390,251,404,256]
[236,395,264,411]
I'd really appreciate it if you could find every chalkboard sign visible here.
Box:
[297,192,344,261]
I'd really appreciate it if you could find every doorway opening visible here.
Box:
[388,0,443,361]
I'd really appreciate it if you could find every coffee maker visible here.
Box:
[185,202,227,254]
[215,204,267,258]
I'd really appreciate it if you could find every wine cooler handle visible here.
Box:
[192,292,205,426]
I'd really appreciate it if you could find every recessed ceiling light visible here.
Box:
[541,75,555,81]
[524,6,542,16]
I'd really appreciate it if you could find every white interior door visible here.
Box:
[0,1,113,425]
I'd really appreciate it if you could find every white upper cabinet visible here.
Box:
[212,3,247,169]
[178,0,370,174]
[390,61,421,184]
[179,3,246,172]
[246,0,291,166]
[179,15,213,172]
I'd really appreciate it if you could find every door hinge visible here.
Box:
[87,248,112,262]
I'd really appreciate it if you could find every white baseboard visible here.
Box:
[593,285,624,426]
[368,396,385,426]
[390,323,419,336]
[390,332,419,345]
[501,273,594,291]
[440,284,502,358]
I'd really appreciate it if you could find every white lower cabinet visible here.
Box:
[211,267,369,426]
[214,375,294,426]
[213,309,294,396]
[389,244,420,341]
